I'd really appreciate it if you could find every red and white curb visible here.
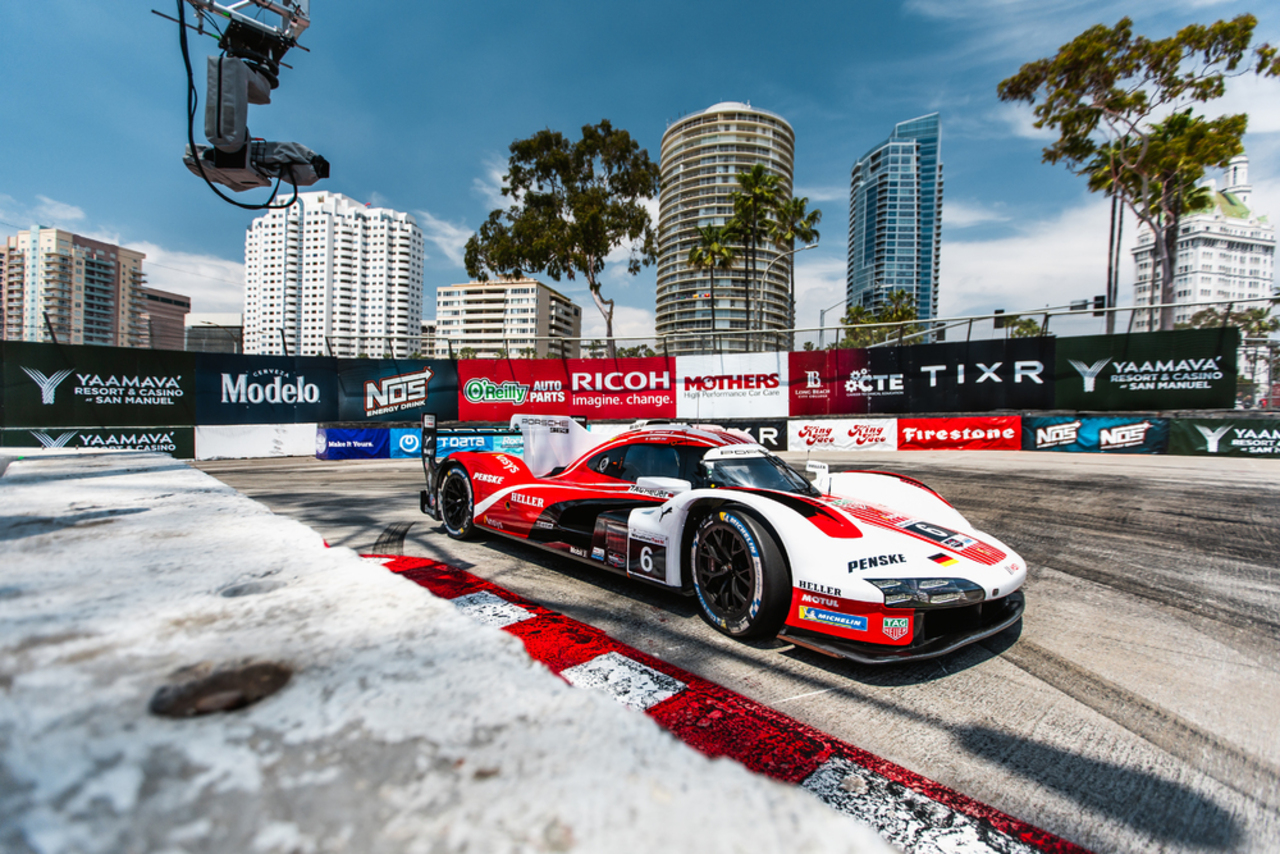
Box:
[371,555,1091,854]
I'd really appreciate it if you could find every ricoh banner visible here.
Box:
[194,354,338,425]
[1168,418,1280,457]
[0,426,195,459]
[1053,329,1237,410]
[458,357,676,421]
[1022,416,1170,454]
[2,341,196,427]
[337,359,459,423]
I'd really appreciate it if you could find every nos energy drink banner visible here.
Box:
[194,353,337,424]
[338,360,459,423]
[1022,416,1170,453]
[3,341,196,427]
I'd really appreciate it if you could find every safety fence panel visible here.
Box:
[1168,418,1280,457]
[1022,416,1170,454]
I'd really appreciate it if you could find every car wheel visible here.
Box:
[439,466,477,540]
[690,508,790,639]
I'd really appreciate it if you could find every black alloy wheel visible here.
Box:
[439,466,477,540]
[690,509,789,639]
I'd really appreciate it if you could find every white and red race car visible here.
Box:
[419,416,1026,664]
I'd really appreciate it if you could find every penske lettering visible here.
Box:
[847,553,906,572]
[473,472,504,485]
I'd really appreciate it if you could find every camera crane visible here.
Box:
[157,0,329,210]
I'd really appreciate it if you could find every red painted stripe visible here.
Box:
[375,554,1090,854]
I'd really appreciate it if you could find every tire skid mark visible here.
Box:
[372,521,415,556]
[988,638,1280,812]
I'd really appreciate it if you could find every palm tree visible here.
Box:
[836,304,879,349]
[729,165,781,344]
[768,196,822,331]
[686,224,739,351]
[878,289,920,345]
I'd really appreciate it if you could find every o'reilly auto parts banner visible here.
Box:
[0,426,195,459]
[1022,416,1169,454]
[458,357,675,421]
[1054,328,1237,410]
[676,353,788,419]
[898,416,1021,451]
[338,359,459,423]
[1169,418,1280,457]
[787,418,898,452]
[194,353,338,424]
[3,341,196,428]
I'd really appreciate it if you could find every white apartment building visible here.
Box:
[243,192,425,357]
[1132,153,1276,331]
[434,278,581,358]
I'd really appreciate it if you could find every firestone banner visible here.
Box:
[787,419,898,452]
[676,352,788,419]
[1054,329,1237,410]
[3,341,196,428]
[1168,418,1280,457]
[457,357,675,421]
[898,416,1022,451]
[1022,416,1169,454]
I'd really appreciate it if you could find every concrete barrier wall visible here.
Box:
[195,423,317,460]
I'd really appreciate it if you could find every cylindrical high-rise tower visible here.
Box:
[656,102,795,353]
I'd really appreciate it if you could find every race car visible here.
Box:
[418,415,1025,665]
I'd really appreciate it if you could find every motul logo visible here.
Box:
[571,371,670,392]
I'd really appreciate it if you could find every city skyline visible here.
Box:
[2,1,1278,346]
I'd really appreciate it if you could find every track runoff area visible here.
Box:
[370,554,1084,854]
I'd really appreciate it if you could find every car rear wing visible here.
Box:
[418,416,522,518]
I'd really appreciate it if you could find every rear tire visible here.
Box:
[439,466,477,540]
[689,508,790,639]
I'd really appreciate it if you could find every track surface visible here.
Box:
[195,451,1280,853]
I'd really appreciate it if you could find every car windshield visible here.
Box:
[702,454,819,496]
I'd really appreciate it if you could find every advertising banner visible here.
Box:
[719,419,788,451]
[337,359,459,423]
[458,357,675,421]
[1168,418,1280,457]
[1022,416,1169,453]
[787,419,898,452]
[676,352,788,420]
[315,428,389,460]
[1054,328,1237,410]
[194,353,338,425]
[194,423,316,460]
[0,426,195,459]
[898,416,1021,451]
[391,429,525,460]
[788,349,910,415]
[2,340,196,428]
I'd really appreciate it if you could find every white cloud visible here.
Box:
[0,194,86,232]
[33,195,85,224]
[794,185,847,203]
[580,303,655,342]
[945,200,1013,229]
[124,241,246,313]
[792,255,849,347]
[472,159,509,211]
[414,209,473,268]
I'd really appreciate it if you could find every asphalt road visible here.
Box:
[194,451,1280,853]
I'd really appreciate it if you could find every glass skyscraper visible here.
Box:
[846,113,943,323]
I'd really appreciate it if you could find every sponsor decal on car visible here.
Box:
[473,472,504,485]
[846,554,906,573]
[928,553,959,567]
[569,545,587,557]
[533,519,554,530]
[798,607,868,632]
[882,616,911,641]
[942,535,976,550]
[630,530,667,547]
[719,512,759,559]
[482,516,504,530]
[901,520,960,543]
[628,485,674,499]
[495,454,521,473]
[800,593,840,608]
[511,492,545,509]
[797,579,842,597]
[591,546,605,561]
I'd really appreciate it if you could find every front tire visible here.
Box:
[690,509,790,639]
[438,466,477,540]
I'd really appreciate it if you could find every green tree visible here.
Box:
[686,224,739,349]
[768,196,822,330]
[1177,305,1279,336]
[998,15,1279,330]
[729,165,781,339]
[464,120,661,357]
[586,339,605,358]
[519,347,537,359]
[616,343,657,357]
[835,304,883,349]
[458,347,477,360]
[1009,317,1050,338]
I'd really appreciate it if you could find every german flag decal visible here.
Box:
[928,553,959,566]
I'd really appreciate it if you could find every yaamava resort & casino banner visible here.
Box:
[1053,328,1237,410]
[458,356,675,421]
[1168,418,1280,457]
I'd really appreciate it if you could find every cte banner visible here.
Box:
[458,357,675,421]
[1022,416,1169,454]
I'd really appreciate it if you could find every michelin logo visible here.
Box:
[22,367,75,404]
[798,607,867,632]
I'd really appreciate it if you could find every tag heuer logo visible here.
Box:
[883,617,910,640]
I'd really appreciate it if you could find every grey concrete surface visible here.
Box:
[194,451,1280,853]
[0,451,893,854]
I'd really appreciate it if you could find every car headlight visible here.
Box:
[866,578,985,609]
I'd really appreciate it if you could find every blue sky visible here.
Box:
[3,0,1278,343]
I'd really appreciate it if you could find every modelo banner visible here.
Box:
[1168,418,1280,457]
[898,416,1022,451]
[787,418,898,452]
[1053,328,1237,410]
[1022,416,1170,453]
[675,352,788,419]
[458,357,675,421]
[0,426,195,459]
[2,340,196,428]
[338,359,459,423]
[789,339,1053,415]
[194,353,338,425]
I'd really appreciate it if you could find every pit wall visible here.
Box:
[1,329,1262,459]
